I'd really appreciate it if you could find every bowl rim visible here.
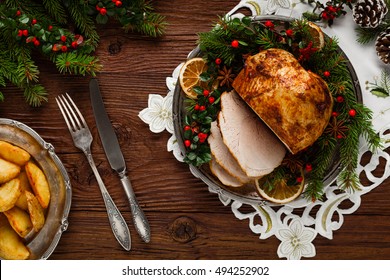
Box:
[172,15,362,206]
[0,117,72,259]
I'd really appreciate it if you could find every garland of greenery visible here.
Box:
[0,0,166,106]
[181,16,381,201]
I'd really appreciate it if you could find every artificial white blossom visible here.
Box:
[276,219,316,260]
[166,63,184,94]
[167,134,184,162]
[138,94,173,133]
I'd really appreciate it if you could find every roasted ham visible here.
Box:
[232,48,333,154]
[218,91,286,178]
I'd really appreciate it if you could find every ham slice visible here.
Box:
[218,91,286,178]
[209,156,243,187]
[208,121,251,185]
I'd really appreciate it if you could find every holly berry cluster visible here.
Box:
[90,0,124,24]
[12,9,88,55]
[183,86,221,165]
[303,0,352,26]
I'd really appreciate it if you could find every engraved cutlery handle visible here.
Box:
[85,150,131,251]
[120,174,151,243]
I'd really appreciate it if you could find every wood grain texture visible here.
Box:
[1,0,389,260]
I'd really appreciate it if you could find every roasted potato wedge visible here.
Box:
[4,207,33,238]
[14,172,33,211]
[0,158,20,184]
[25,191,45,232]
[0,213,30,260]
[0,178,21,212]
[25,161,50,209]
[0,140,31,166]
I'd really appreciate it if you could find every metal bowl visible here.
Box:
[172,15,362,205]
[0,118,71,259]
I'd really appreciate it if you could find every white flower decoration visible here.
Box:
[166,63,184,94]
[266,0,291,13]
[276,219,316,260]
[167,134,184,162]
[138,94,173,133]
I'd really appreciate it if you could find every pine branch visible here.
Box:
[42,0,67,24]
[23,83,48,107]
[66,0,99,49]
[129,12,167,38]
[55,52,101,76]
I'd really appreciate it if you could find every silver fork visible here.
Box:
[56,93,131,251]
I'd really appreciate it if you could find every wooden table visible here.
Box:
[1,0,389,260]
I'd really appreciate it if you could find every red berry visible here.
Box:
[199,105,206,111]
[203,90,210,97]
[115,1,122,7]
[194,104,200,110]
[22,29,28,36]
[17,30,23,37]
[100,7,107,15]
[198,133,208,143]
[209,96,215,104]
[332,111,339,117]
[16,10,21,16]
[48,25,53,31]
[60,35,67,42]
[231,40,239,48]
[33,40,40,47]
[286,29,293,37]
[184,125,191,131]
[215,58,222,65]
[296,177,303,183]
[264,20,274,28]
[31,19,37,25]
[184,140,191,147]
[71,41,78,48]
[349,109,356,117]
[305,163,313,172]
[324,71,330,77]
[337,134,344,139]
[61,45,68,52]
[96,5,101,11]
[336,96,344,103]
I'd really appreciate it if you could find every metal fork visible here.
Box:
[56,93,131,251]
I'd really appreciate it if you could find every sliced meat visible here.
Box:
[209,156,243,187]
[208,121,251,184]
[218,90,286,178]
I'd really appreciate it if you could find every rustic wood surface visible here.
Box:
[1,0,389,260]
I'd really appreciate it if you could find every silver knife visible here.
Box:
[89,78,151,243]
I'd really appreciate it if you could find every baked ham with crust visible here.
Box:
[232,48,333,154]
[217,90,286,178]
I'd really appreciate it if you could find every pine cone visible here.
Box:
[376,28,390,63]
[353,0,388,28]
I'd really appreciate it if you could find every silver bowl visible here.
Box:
[0,118,71,259]
[172,15,362,205]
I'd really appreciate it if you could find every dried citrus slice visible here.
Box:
[307,21,325,50]
[179,57,209,99]
[255,172,305,204]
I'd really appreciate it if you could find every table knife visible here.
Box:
[89,78,151,243]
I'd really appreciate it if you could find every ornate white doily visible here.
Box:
[139,0,390,259]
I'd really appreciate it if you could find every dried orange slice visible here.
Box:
[255,172,305,204]
[179,57,209,99]
[307,21,325,50]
